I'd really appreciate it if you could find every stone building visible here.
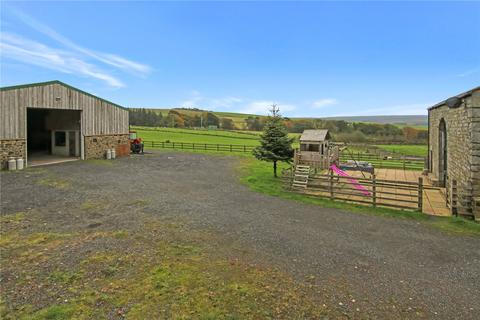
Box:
[1,80,130,168]
[427,86,480,220]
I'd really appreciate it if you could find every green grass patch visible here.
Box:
[238,158,480,236]
[0,212,25,223]
[37,177,71,189]
[49,270,81,285]
[2,220,332,319]
[375,144,428,157]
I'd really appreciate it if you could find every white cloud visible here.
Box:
[1,7,151,87]
[180,90,204,108]
[10,7,151,75]
[458,67,480,77]
[329,103,429,117]
[312,98,338,109]
[240,100,296,115]
[210,97,243,109]
[0,32,124,87]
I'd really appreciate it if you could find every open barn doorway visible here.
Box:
[27,108,81,167]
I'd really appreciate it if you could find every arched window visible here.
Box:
[438,118,447,186]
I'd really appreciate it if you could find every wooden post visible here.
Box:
[329,169,334,200]
[418,177,423,212]
[173,142,175,149]
[230,144,233,152]
[217,144,219,151]
[181,142,184,149]
[372,174,377,207]
[452,179,458,216]
[205,143,207,150]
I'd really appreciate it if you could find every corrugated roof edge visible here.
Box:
[428,86,480,111]
[0,80,128,111]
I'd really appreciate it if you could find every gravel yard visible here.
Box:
[1,151,479,319]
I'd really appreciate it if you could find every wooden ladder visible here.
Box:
[292,165,311,189]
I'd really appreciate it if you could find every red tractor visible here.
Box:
[129,131,144,154]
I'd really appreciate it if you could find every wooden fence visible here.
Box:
[144,140,256,153]
[339,151,425,171]
[287,172,427,211]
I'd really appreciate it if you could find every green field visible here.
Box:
[134,126,300,146]
[375,145,428,157]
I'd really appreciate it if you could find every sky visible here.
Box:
[1,1,479,117]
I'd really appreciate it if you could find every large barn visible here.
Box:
[0,80,130,168]
[427,86,480,220]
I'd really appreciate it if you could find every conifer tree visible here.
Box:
[253,105,294,177]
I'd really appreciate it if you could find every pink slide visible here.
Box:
[330,164,371,196]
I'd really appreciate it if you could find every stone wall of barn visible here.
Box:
[470,90,480,220]
[84,134,130,159]
[428,89,480,219]
[0,139,26,169]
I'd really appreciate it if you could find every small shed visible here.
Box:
[1,80,130,168]
[295,129,337,169]
[299,129,331,155]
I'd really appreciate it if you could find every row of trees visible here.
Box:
[129,108,427,144]
[130,108,230,129]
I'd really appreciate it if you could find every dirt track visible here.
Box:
[1,152,479,319]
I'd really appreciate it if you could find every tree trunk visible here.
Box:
[273,161,277,178]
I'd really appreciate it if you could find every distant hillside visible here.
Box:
[132,107,428,143]
[142,108,428,130]
[145,109,427,127]
[320,115,427,127]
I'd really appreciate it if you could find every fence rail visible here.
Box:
[144,140,256,153]
[287,172,428,211]
[339,151,425,170]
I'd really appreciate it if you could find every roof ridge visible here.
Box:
[0,80,127,111]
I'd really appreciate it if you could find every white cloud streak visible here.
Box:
[311,98,338,109]
[240,100,296,115]
[458,67,480,77]
[10,7,151,75]
[177,91,296,116]
[1,33,124,87]
[1,7,151,87]
[329,103,429,117]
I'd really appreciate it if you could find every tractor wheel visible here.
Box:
[132,143,142,154]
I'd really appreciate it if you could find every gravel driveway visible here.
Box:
[1,151,479,319]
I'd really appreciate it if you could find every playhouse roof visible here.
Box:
[300,129,330,142]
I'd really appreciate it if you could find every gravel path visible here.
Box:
[2,151,479,319]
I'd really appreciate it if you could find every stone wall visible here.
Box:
[84,134,130,159]
[0,139,26,169]
[428,89,480,219]
[470,91,480,220]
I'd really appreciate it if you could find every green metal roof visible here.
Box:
[0,80,128,111]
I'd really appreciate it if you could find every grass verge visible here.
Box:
[237,157,480,237]
[0,217,332,319]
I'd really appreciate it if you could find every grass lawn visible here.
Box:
[238,158,480,236]
[0,210,328,319]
